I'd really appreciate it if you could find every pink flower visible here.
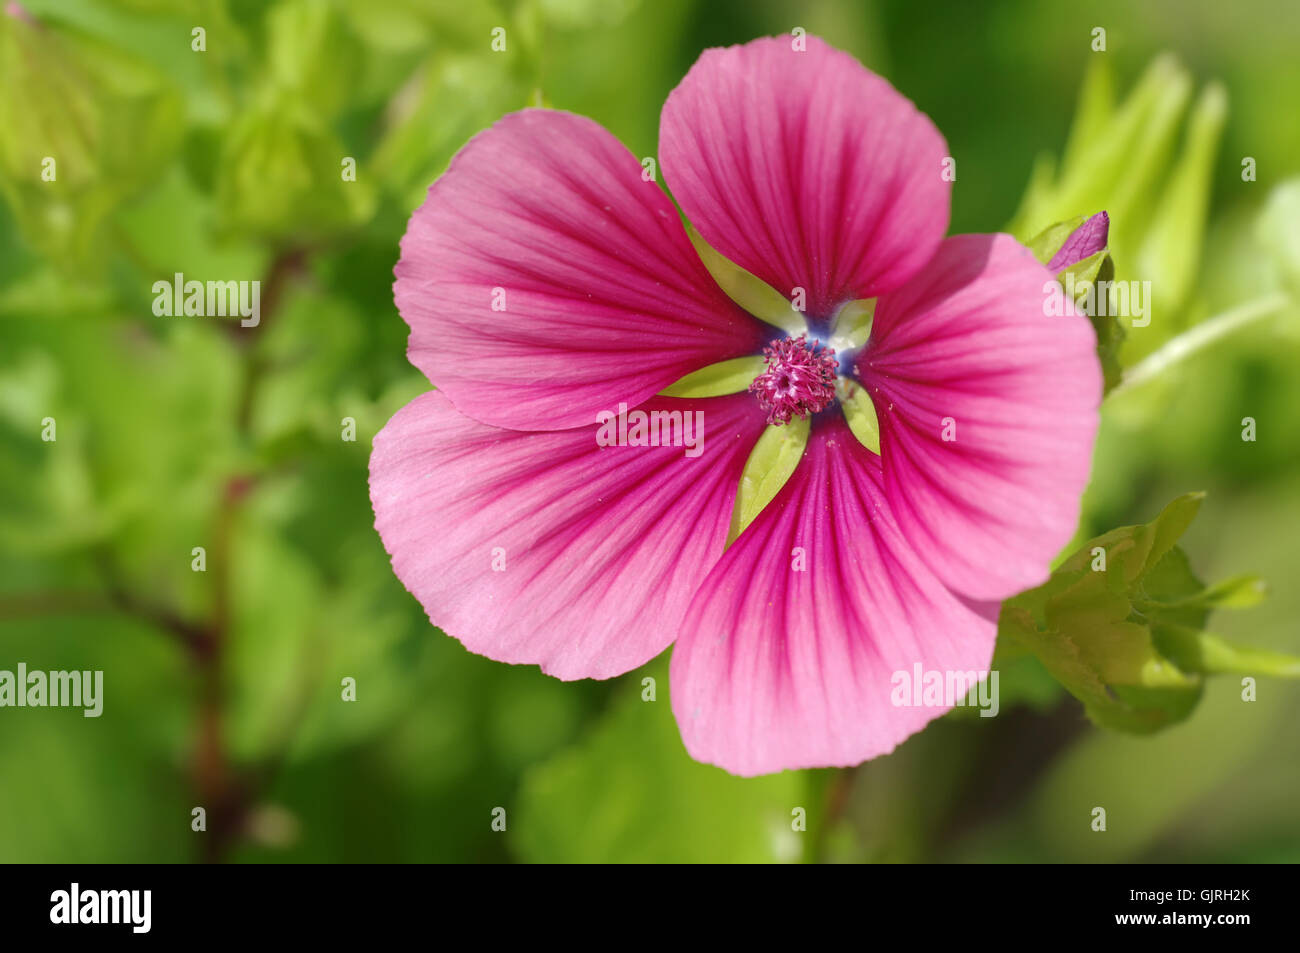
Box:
[370,36,1101,776]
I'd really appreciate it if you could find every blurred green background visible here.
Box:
[1,0,1298,863]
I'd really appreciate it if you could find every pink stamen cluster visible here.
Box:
[749,334,838,425]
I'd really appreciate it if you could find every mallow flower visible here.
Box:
[370,35,1102,776]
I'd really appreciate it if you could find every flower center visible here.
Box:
[749,334,838,425]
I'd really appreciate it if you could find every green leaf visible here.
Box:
[1134,82,1228,336]
[1058,56,1115,176]
[999,493,1295,733]
[1007,53,1225,363]
[686,225,803,333]
[1154,626,1300,678]
[1141,569,1267,611]
[0,11,183,265]
[839,378,881,455]
[1256,178,1300,300]
[830,298,874,350]
[0,614,193,861]
[728,416,808,544]
[539,0,643,30]
[266,0,366,120]
[1083,254,1126,393]
[214,94,376,242]
[659,356,763,398]
[370,51,531,209]
[514,661,804,863]
[1025,213,1089,265]
[1009,55,1192,245]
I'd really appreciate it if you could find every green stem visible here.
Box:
[1109,292,1291,398]
[805,767,854,863]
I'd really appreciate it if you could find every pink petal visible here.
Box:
[659,35,950,324]
[395,109,771,431]
[369,390,767,680]
[853,233,1101,601]
[670,413,996,776]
